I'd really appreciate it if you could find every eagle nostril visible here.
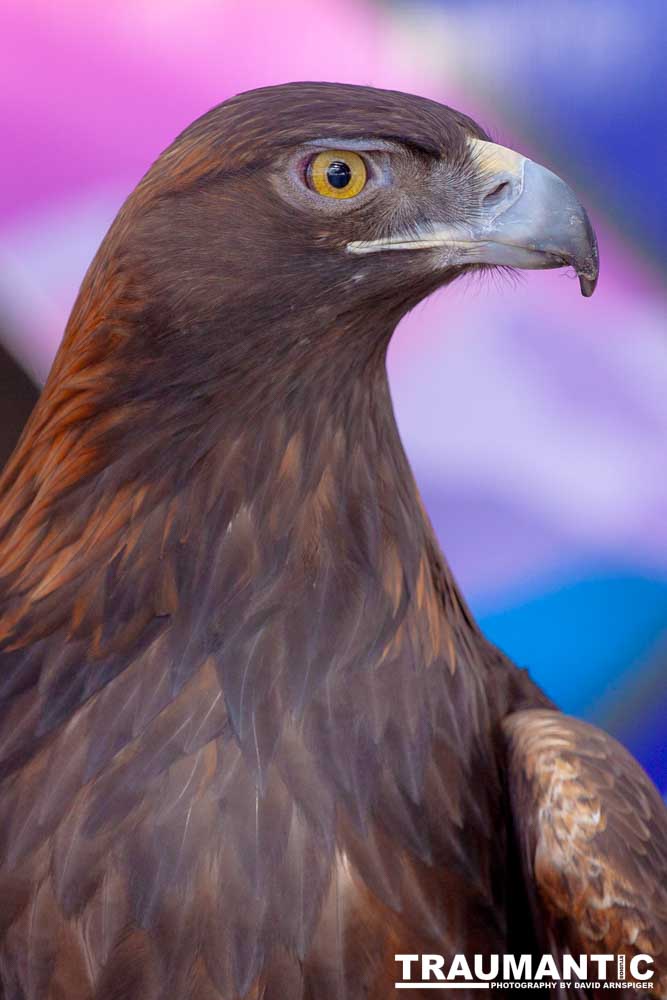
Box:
[482,179,513,210]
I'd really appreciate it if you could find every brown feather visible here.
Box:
[504,710,667,995]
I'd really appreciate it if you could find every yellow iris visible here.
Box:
[308,150,367,200]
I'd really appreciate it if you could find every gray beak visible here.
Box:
[348,138,599,297]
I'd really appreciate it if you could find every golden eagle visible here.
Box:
[0,83,664,1000]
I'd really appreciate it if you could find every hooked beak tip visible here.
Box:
[577,212,600,297]
[579,272,598,298]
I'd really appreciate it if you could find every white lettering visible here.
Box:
[534,955,560,980]
[591,955,614,979]
[562,954,587,980]
[474,955,500,980]
[447,955,473,980]
[504,955,532,981]
[395,954,418,980]
[630,955,654,981]
[422,955,446,981]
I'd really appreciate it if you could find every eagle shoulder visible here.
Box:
[503,709,667,995]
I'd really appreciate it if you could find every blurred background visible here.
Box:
[1,0,665,792]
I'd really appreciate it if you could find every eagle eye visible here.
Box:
[306,150,367,200]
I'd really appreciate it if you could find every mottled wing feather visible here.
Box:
[504,709,667,995]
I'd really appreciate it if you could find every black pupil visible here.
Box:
[326,160,352,189]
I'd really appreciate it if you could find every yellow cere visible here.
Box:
[308,150,367,200]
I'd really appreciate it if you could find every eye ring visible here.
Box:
[307,149,367,200]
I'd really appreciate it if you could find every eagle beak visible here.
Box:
[348,138,599,297]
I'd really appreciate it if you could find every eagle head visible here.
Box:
[77,82,597,396]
